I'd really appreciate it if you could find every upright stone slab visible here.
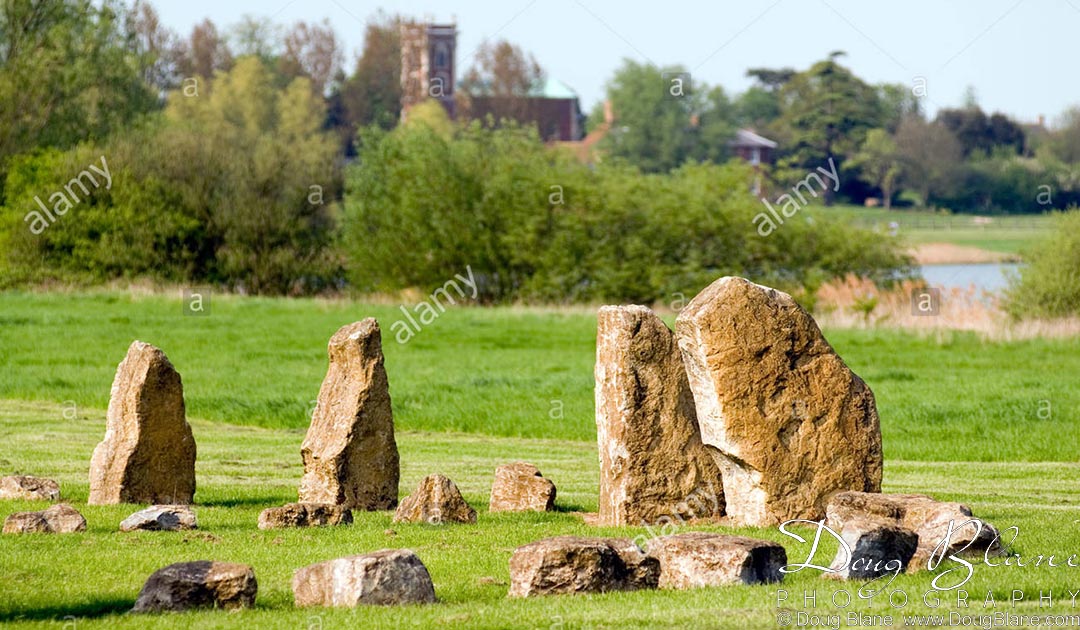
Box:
[299,320,399,510]
[675,277,882,527]
[595,306,724,526]
[88,342,196,505]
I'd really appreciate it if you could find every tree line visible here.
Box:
[0,1,1076,314]
[596,52,1080,214]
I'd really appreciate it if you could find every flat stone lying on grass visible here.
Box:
[257,502,353,529]
[675,277,883,527]
[299,319,400,511]
[0,475,61,501]
[120,505,197,532]
[3,504,86,534]
[508,536,659,597]
[646,532,786,589]
[293,549,436,607]
[826,492,1000,572]
[89,341,196,505]
[594,305,724,526]
[489,462,556,513]
[393,474,476,524]
[827,518,918,580]
[132,561,257,613]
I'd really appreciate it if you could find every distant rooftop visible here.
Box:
[462,76,580,100]
[731,128,778,149]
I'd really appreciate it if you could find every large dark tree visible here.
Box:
[775,52,883,204]
[936,106,1025,157]
[328,12,402,152]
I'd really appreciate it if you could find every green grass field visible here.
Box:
[816,205,1055,256]
[3,291,1080,629]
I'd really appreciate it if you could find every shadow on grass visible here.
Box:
[196,495,282,508]
[0,597,131,622]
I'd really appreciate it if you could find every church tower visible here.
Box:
[400,21,457,119]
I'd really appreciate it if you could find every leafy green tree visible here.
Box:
[846,129,902,209]
[343,119,911,304]
[776,53,883,204]
[1043,107,1080,164]
[1,56,340,293]
[328,12,401,152]
[734,86,782,129]
[0,0,158,184]
[894,117,962,207]
[600,59,695,172]
[690,85,738,164]
[875,83,921,133]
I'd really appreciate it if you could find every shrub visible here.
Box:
[1006,209,1080,318]
[343,121,912,304]
[0,59,341,294]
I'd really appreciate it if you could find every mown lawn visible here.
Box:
[2,291,1080,629]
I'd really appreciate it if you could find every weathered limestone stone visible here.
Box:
[508,536,659,597]
[88,341,196,505]
[646,532,786,589]
[3,503,86,534]
[595,305,725,527]
[0,475,60,501]
[132,561,257,613]
[489,462,556,513]
[393,474,476,524]
[827,518,918,580]
[675,277,882,526]
[120,505,198,532]
[257,502,353,530]
[292,549,436,607]
[826,492,1000,572]
[298,320,399,511]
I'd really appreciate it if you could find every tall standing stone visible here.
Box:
[299,320,399,510]
[594,305,724,527]
[675,277,882,527]
[89,341,196,505]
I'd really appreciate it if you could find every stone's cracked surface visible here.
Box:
[675,277,882,526]
[595,305,724,527]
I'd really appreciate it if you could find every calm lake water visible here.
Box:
[920,263,1021,292]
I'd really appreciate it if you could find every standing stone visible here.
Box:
[489,462,556,513]
[675,277,882,527]
[646,532,786,589]
[0,475,60,501]
[292,549,436,607]
[508,536,659,597]
[257,503,353,530]
[825,492,1000,572]
[827,518,918,580]
[132,561,257,613]
[88,341,196,505]
[595,305,724,527]
[299,320,399,511]
[393,474,476,524]
[120,505,198,532]
[3,504,86,534]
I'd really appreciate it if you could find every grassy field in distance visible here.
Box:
[811,204,1054,256]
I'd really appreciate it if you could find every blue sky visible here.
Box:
[154,0,1078,125]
